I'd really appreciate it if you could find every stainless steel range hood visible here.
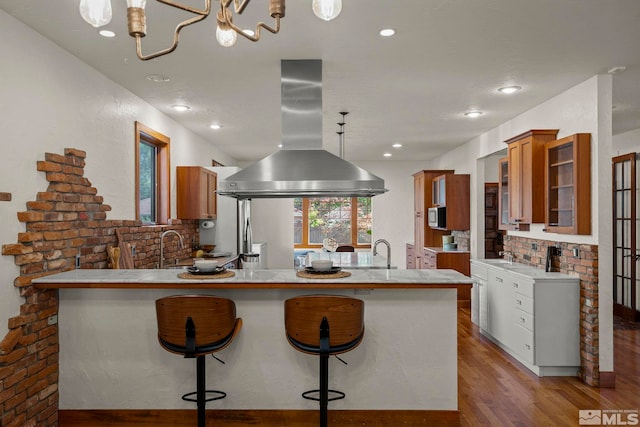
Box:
[217,59,387,199]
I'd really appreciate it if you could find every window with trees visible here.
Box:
[294,197,372,248]
[135,122,170,224]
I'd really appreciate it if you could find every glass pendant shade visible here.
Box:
[312,0,342,21]
[216,26,238,47]
[79,0,112,28]
[126,0,146,7]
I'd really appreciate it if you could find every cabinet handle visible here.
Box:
[525,344,531,350]
[519,317,525,323]
[514,219,522,223]
[513,283,519,288]
[496,277,503,283]
[516,299,522,305]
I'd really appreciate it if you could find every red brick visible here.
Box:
[4,368,27,388]
[17,232,44,243]
[64,148,86,159]
[37,326,57,340]
[7,315,37,329]
[26,201,55,211]
[0,328,23,355]
[62,165,84,176]
[4,391,26,411]
[14,252,44,266]
[0,365,16,380]
[18,333,37,347]
[27,378,48,397]
[17,211,45,223]
[47,183,72,193]
[1,244,34,256]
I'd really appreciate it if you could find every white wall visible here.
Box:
[613,127,640,155]
[0,10,236,338]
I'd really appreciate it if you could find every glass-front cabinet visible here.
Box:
[544,133,591,234]
[497,157,510,230]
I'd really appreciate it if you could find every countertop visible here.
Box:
[471,258,580,281]
[306,251,397,269]
[424,247,471,254]
[32,268,473,290]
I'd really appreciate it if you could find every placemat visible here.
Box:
[178,270,235,280]
[296,270,352,279]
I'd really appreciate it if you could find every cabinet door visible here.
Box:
[497,157,511,230]
[176,167,217,220]
[544,133,591,234]
[486,269,514,343]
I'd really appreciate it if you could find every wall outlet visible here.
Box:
[48,315,58,325]
[75,255,81,269]
[531,242,538,251]
[572,248,580,257]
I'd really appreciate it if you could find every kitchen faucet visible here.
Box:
[373,239,391,269]
[499,250,514,264]
[160,230,184,269]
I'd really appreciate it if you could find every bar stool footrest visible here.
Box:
[181,390,226,403]
[302,389,345,402]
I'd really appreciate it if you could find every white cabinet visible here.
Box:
[470,260,580,377]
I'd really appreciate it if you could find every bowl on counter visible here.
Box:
[311,259,333,272]
[443,242,458,251]
[194,259,219,272]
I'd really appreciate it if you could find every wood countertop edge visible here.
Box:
[33,281,472,290]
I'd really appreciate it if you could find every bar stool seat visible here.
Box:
[156,295,242,427]
[284,295,365,427]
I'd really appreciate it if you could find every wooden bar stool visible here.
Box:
[156,295,242,427]
[284,295,365,427]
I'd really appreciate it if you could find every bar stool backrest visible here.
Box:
[285,295,364,355]
[156,295,242,357]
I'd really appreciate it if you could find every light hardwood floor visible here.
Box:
[59,308,640,426]
[458,308,640,426]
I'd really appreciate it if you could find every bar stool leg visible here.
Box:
[319,317,330,427]
[197,355,206,427]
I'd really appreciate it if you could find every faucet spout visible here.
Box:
[160,230,185,269]
[373,239,391,269]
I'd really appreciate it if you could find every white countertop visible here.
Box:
[33,267,472,287]
[471,258,580,281]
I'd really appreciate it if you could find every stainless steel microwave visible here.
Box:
[428,206,446,229]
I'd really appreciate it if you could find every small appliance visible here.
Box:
[428,206,446,229]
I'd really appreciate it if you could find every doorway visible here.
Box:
[613,152,640,321]
[484,183,504,259]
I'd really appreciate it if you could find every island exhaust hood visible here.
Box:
[217,59,387,199]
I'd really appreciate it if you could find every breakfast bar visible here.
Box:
[34,268,472,424]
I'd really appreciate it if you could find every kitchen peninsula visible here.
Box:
[34,268,472,424]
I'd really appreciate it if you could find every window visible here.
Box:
[135,122,170,224]
[294,197,372,248]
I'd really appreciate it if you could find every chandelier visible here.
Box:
[79,0,343,61]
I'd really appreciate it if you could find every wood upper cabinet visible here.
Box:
[505,129,558,226]
[410,170,453,269]
[176,166,217,219]
[431,173,470,230]
[544,133,591,234]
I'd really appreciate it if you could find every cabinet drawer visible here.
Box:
[514,308,534,332]
[513,324,534,363]
[514,293,534,314]
[510,277,533,298]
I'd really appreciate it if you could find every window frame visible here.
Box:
[135,122,170,224]
[294,197,372,249]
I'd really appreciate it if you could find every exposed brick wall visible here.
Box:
[502,235,600,386]
[451,230,470,251]
[0,148,200,426]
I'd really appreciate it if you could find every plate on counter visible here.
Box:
[186,266,227,275]
[204,251,232,258]
[304,266,342,275]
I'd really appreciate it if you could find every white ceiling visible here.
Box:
[1,0,639,163]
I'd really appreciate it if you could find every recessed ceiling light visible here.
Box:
[99,30,115,38]
[171,104,191,112]
[464,110,483,118]
[392,143,403,148]
[277,144,283,148]
[383,152,392,157]
[146,74,170,83]
[497,85,521,94]
[380,28,395,37]
[608,66,626,75]
[210,124,222,130]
